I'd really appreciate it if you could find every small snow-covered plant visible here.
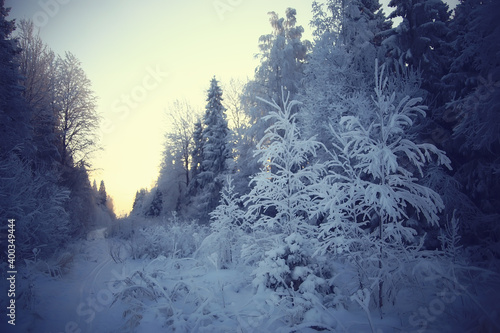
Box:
[252,233,326,326]
[134,224,170,259]
[253,233,310,292]
[126,215,208,260]
[209,176,245,268]
[113,269,172,331]
[351,288,376,333]
[439,210,462,264]
[166,219,202,259]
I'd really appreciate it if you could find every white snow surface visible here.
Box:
[3,227,496,333]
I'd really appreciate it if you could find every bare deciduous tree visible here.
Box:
[17,20,56,114]
[164,99,199,187]
[54,51,100,167]
[16,20,60,167]
[223,78,249,140]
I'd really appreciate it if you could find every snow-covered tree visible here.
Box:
[223,78,249,141]
[164,100,198,188]
[384,0,452,97]
[300,0,390,149]
[237,8,311,193]
[54,52,100,167]
[16,20,60,169]
[0,3,73,260]
[190,77,231,218]
[242,92,327,317]
[441,0,500,227]
[132,188,147,211]
[60,162,97,233]
[156,100,201,214]
[146,189,163,217]
[245,91,325,237]
[0,1,31,154]
[201,77,231,181]
[98,180,107,205]
[157,144,188,214]
[317,60,452,308]
[248,8,310,105]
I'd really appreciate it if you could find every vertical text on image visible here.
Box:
[6,218,17,326]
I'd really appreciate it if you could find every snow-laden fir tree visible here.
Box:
[0,1,31,154]
[190,77,231,219]
[98,180,107,205]
[383,0,452,97]
[146,188,163,217]
[444,0,500,216]
[132,189,147,212]
[201,77,230,181]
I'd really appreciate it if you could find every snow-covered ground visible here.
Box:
[9,235,126,333]
[2,222,498,333]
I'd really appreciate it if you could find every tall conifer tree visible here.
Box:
[190,77,231,218]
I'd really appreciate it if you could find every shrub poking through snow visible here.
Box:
[209,176,245,269]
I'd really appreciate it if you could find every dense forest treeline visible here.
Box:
[0,1,115,260]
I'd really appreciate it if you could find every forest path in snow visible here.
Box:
[21,232,128,333]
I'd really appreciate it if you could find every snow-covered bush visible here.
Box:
[253,233,309,292]
[113,256,256,332]
[0,153,71,259]
[209,176,245,269]
[251,233,327,326]
[125,215,209,260]
[112,269,172,331]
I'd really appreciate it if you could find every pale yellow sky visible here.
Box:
[6,0,315,216]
